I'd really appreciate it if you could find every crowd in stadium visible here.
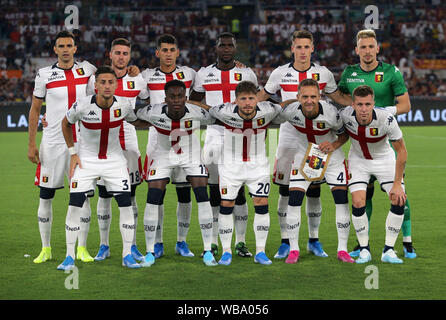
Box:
[0,0,445,102]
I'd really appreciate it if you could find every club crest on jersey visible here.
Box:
[375,72,384,82]
[316,122,325,129]
[150,170,156,176]
[71,181,78,189]
[257,118,265,126]
[307,155,325,170]
[42,176,48,183]
[176,72,185,79]
[114,109,121,117]
[234,73,242,81]
[75,68,85,76]
[312,73,320,81]
[184,120,193,128]
[292,169,298,176]
[278,172,284,180]
[370,128,379,136]
[127,81,135,89]
[221,187,228,195]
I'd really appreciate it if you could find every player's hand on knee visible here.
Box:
[389,184,406,207]
[128,65,140,76]
[27,146,40,164]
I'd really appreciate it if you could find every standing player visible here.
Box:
[87,38,149,262]
[191,81,284,265]
[338,29,415,259]
[190,32,259,258]
[276,79,353,264]
[141,34,196,258]
[136,80,217,267]
[57,66,150,270]
[257,30,352,259]
[28,30,96,264]
[340,85,407,264]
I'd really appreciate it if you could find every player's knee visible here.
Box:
[98,185,113,198]
[306,185,321,198]
[254,205,269,215]
[209,185,221,206]
[279,185,289,197]
[176,186,191,203]
[115,192,131,207]
[39,187,55,200]
[332,189,348,204]
[193,186,209,203]
[146,188,164,205]
[390,204,405,216]
[235,187,246,205]
[352,206,366,217]
[288,189,305,207]
[69,192,87,208]
[220,205,234,215]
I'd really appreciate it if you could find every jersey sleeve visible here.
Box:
[86,75,96,95]
[65,101,81,124]
[246,68,259,89]
[277,102,299,123]
[391,66,408,97]
[186,67,197,92]
[208,103,228,122]
[33,69,46,99]
[271,103,287,124]
[136,104,153,123]
[137,76,150,100]
[385,113,403,142]
[84,60,97,74]
[263,67,282,95]
[192,67,206,93]
[124,101,138,122]
[323,67,338,94]
[332,107,345,134]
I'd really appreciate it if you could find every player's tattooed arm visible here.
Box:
[390,137,408,206]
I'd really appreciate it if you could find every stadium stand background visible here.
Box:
[0,0,445,104]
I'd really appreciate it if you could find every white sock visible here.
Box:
[306,196,322,239]
[277,195,288,240]
[352,212,369,248]
[37,198,53,248]
[218,213,233,253]
[65,205,80,258]
[385,211,404,248]
[78,198,91,248]
[97,197,112,246]
[119,206,135,257]
[286,205,301,251]
[177,202,192,242]
[131,196,138,246]
[155,204,164,244]
[403,236,412,243]
[335,203,350,252]
[253,213,270,254]
[211,206,219,245]
[234,202,248,244]
[197,201,213,251]
[143,203,159,253]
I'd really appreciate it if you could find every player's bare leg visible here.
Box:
[189,176,217,266]
[141,179,168,267]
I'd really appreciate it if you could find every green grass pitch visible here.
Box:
[1,127,445,300]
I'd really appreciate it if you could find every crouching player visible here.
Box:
[340,85,407,264]
[57,66,150,270]
[277,78,353,264]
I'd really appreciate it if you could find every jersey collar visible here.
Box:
[156,66,178,74]
[358,61,382,73]
[52,61,79,70]
[161,104,190,116]
[289,62,314,73]
[298,102,324,118]
[351,109,377,125]
[91,94,117,109]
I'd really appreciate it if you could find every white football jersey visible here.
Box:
[66,95,137,160]
[33,60,97,144]
[278,100,345,162]
[209,101,282,164]
[340,106,403,161]
[194,64,259,137]
[88,72,149,151]
[264,62,337,148]
[136,102,213,162]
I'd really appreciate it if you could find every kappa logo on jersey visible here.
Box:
[176,72,185,79]
[257,118,265,126]
[221,187,228,195]
[149,170,156,176]
[375,72,384,82]
[370,128,379,136]
[184,120,192,128]
[312,73,320,81]
[387,116,394,125]
[316,122,325,129]
[51,71,58,77]
[88,110,96,116]
[71,181,78,189]
[42,176,48,183]
[351,72,358,76]
[207,72,216,78]
[76,68,85,76]
[127,81,135,89]
[234,73,242,81]
[114,109,121,117]
[284,73,293,78]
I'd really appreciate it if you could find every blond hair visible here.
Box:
[356,29,377,43]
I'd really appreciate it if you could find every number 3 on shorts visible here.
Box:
[122,179,129,191]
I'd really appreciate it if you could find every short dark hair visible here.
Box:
[291,30,313,44]
[298,78,319,92]
[217,32,236,46]
[54,30,76,45]
[95,66,116,79]
[235,81,257,97]
[352,85,375,100]
[164,79,186,93]
[157,34,178,48]
[111,38,131,49]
